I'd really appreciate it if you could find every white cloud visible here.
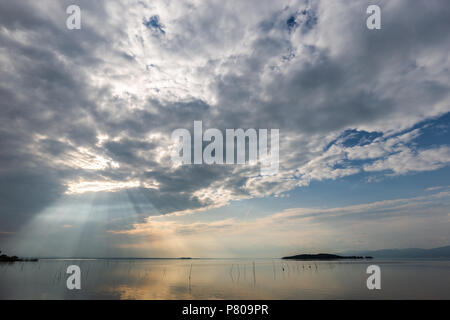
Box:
[364,146,450,175]
[65,179,141,194]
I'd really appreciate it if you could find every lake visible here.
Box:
[1,259,449,299]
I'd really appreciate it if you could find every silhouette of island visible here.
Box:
[0,250,38,262]
[282,253,373,260]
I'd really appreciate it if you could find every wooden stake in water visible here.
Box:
[252,261,256,287]
[188,263,193,293]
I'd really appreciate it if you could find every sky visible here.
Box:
[0,0,449,258]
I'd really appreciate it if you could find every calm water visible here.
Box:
[0,259,449,299]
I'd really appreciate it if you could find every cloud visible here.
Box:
[108,190,450,256]
[363,146,450,175]
[0,0,449,241]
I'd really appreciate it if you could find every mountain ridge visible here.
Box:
[340,245,450,258]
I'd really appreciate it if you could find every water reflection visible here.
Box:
[0,259,449,299]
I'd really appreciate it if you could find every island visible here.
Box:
[0,250,38,262]
[282,253,373,260]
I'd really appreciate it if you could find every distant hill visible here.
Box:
[0,250,38,262]
[282,253,372,260]
[341,245,450,259]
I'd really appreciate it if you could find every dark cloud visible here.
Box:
[0,170,66,230]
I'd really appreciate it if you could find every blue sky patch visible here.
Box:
[143,15,165,34]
